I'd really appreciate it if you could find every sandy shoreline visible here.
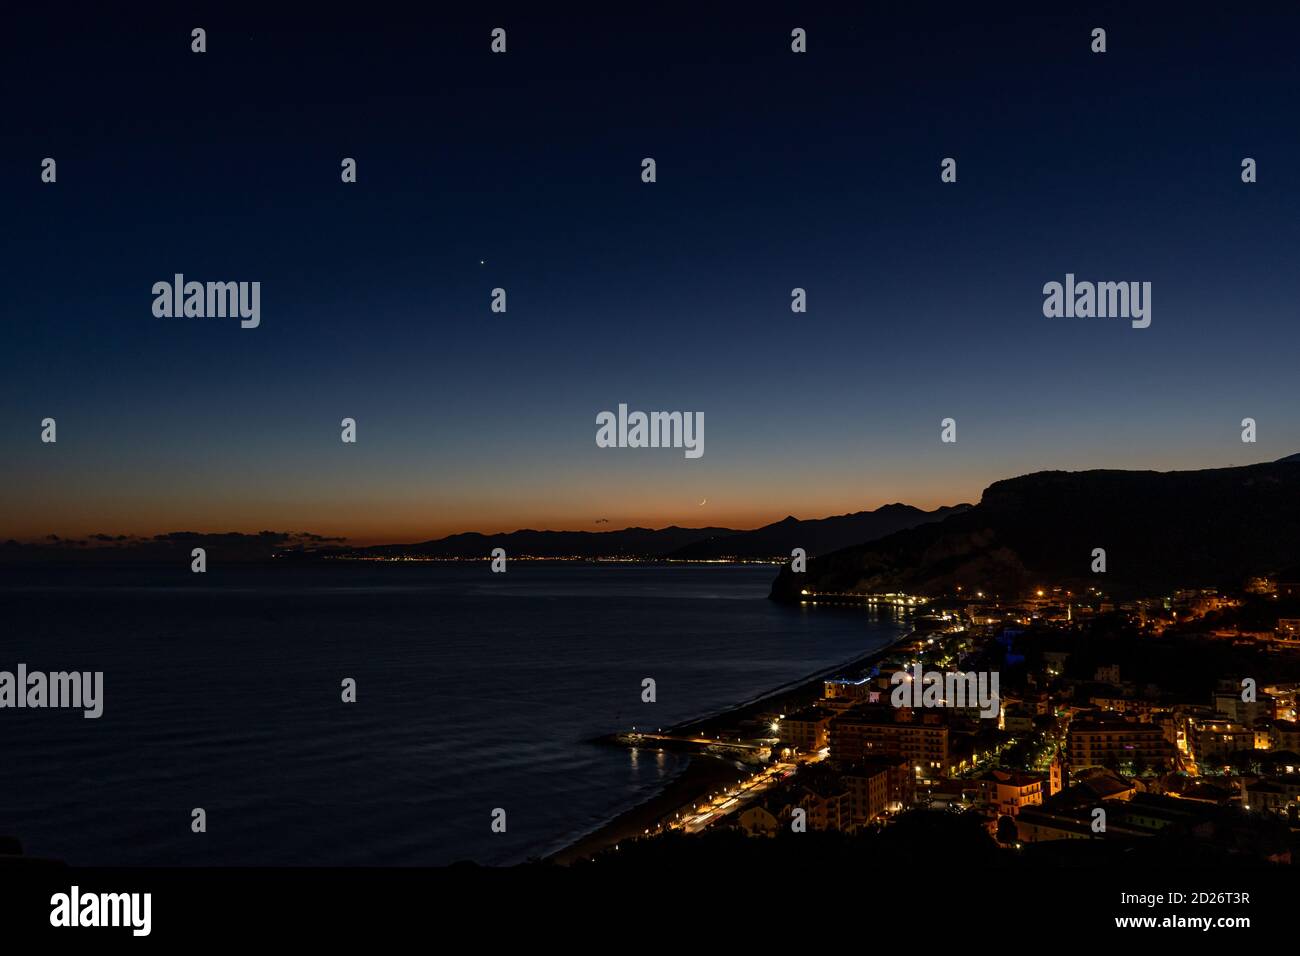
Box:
[547,627,913,865]
[546,754,749,865]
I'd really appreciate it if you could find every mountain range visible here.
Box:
[327,503,963,561]
[11,455,1298,584]
[0,503,961,564]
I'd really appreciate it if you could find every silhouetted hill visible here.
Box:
[770,458,1300,602]
[664,504,968,560]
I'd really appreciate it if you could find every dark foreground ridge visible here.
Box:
[663,503,968,560]
[771,456,1300,602]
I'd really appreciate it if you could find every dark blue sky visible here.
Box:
[5,4,1299,541]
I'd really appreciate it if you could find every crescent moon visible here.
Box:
[698,499,707,506]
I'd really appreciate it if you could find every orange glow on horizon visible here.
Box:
[3,489,970,547]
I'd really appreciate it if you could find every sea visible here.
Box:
[0,562,905,866]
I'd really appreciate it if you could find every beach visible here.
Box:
[547,629,915,864]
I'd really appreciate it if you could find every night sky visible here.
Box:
[5,5,1300,543]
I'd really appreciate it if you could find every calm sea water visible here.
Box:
[0,563,903,865]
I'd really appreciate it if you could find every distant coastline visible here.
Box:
[1,503,964,568]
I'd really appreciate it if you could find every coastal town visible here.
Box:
[580,573,1300,865]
